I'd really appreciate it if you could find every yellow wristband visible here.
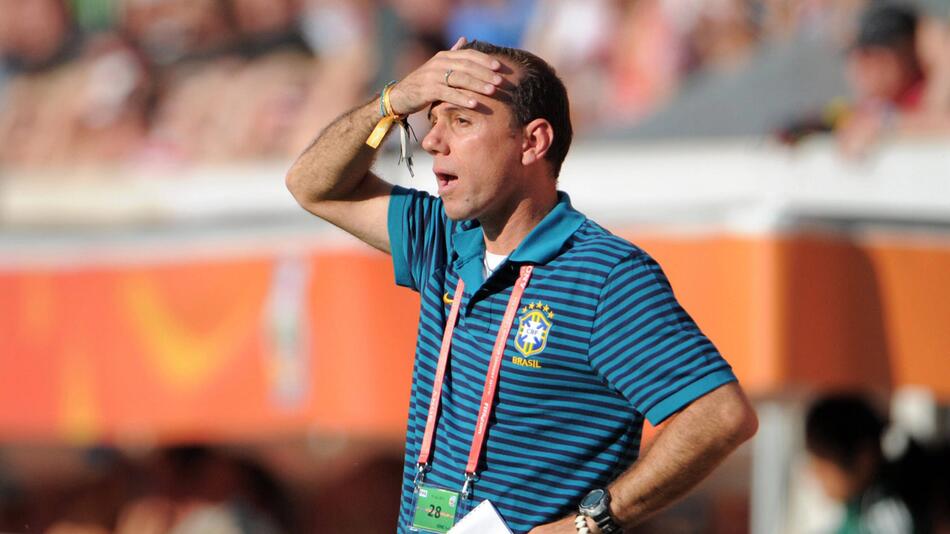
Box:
[383,84,398,118]
[366,82,401,148]
[366,115,395,149]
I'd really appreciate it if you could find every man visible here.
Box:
[286,37,757,533]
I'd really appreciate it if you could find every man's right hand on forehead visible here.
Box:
[387,37,506,117]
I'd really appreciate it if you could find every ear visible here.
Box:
[521,118,554,167]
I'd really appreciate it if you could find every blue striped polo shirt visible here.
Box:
[388,186,736,533]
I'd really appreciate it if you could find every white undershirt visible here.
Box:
[483,251,509,279]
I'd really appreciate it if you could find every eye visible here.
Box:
[454,116,470,126]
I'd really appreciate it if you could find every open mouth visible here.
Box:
[435,171,459,192]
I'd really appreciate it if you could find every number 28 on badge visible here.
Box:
[410,486,460,533]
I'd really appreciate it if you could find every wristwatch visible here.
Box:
[578,488,623,533]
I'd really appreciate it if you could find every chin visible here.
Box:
[443,209,475,222]
[441,200,478,222]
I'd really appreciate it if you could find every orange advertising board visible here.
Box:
[1,231,948,444]
[0,251,420,444]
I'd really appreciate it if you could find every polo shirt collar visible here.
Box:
[451,192,586,292]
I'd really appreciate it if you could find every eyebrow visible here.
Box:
[427,103,467,122]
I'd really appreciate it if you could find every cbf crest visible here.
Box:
[515,301,554,358]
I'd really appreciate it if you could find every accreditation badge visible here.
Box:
[408,484,470,533]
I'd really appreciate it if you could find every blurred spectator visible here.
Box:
[119,0,236,64]
[684,0,759,73]
[112,446,290,534]
[137,57,240,163]
[288,0,376,156]
[221,51,312,159]
[144,51,313,163]
[776,2,950,153]
[846,2,924,108]
[522,0,615,130]
[604,0,685,125]
[836,2,925,155]
[0,0,77,72]
[805,394,931,534]
[231,0,311,58]
[0,33,151,166]
[69,34,152,163]
[524,0,762,131]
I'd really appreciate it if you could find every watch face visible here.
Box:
[581,488,605,508]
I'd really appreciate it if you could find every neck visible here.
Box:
[480,187,558,255]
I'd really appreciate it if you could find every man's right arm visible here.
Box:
[285,37,504,254]
[285,99,394,253]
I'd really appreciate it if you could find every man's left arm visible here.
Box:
[529,381,758,533]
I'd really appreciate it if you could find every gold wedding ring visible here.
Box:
[444,69,454,87]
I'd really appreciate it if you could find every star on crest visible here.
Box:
[521,301,555,321]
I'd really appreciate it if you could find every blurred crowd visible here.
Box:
[0,0,368,166]
[0,444,406,534]
[1,446,295,534]
[0,0,949,167]
[0,395,946,534]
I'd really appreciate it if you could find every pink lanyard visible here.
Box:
[415,265,534,497]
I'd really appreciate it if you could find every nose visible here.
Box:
[421,121,448,156]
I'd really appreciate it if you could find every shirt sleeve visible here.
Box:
[588,252,737,425]
[387,186,451,292]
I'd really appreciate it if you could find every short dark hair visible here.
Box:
[461,40,573,178]
[805,394,886,470]
[853,3,918,53]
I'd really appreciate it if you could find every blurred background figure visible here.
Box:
[776,1,950,153]
[114,446,290,534]
[847,3,925,113]
[38,446,292,534]
[835,2,944,156]
[804,395,929,534]
[0,0,76,74]
[119,0,235,64]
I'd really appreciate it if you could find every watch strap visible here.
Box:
[594,514,622,534]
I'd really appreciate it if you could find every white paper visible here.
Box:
[448,500,512,534]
